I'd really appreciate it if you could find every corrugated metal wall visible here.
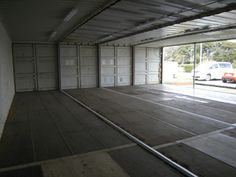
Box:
[134,47,146,85]
[147,48,161,84]
[80,46,98,88]
[13,44,161,91]
[134,47,161,85]
[14,44,35,91]
[117,47,132,86]
[36,45,58,90]
[100,46,132,87]
[60,44,79,89]
[100,46,116,87]
[59,44,97,89]
[13,44,58,92]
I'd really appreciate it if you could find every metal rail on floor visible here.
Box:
[61,90,199,177]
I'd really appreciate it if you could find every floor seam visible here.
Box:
[153,126,235,149]
[0,143,136,173]
[38,92,75,155]
[103,87,233,127]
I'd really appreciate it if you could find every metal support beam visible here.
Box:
[57,43,61,90]
[193,43,196,88]
[135,24,236,47]
[97,44,102,88]
[131,46,135,86]
[114,46,118,87]
[160,47,164,84]
[75,44,80,88]
[33,44,38,91]
[12,44,17,93]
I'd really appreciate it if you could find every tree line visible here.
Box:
[164,41,236,68]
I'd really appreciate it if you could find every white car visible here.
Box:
[193,62,233,81]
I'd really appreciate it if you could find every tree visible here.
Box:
[164,41,236,68]
[201,41,236,63]
[172,44,194,64]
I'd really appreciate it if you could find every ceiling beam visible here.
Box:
[135,24,236,46]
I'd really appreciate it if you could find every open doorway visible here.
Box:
[162,40,236,89]
[163,44,194,87]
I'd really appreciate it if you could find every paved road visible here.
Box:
[196,80,236,89]
[145,84,236,104]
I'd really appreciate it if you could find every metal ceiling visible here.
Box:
[0,0,236,45]
[64,0,236,45]
[107,9,236,46]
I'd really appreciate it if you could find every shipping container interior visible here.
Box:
[1,1,236,177]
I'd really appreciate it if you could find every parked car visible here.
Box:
[192,62,233,81]
[222,69,236,83]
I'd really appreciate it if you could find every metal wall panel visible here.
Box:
[147,48,160,84]
[134,47,160,85]
[36,45,57,90]
[100,46,131,87]
[134,47,146,85]
[60,45,79,89]
[116,47,131,86]
[14,44,36,91]
[80,46,97,88]
[59,44,98,89]
[100,46,116,87]
[14,44,58,91]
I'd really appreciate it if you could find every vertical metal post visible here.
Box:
[33,44,39,91]
[160,47,164,84]
[114,45,118,87]
[76,44,80,88]
[193,43,196,89]
[57,43,61,90]
[131,46,135,86]
[78,45,82,88]
[145,47,148,85]
[97,44,101,88]
[12,43,17,93]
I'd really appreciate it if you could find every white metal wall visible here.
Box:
[36,45,57,90]
[117,47,132,86]
[147,48,161,84]
[134,47,161,85]
[0,21,15,137]
[59,44,97,89]
[100,46,116,87]
[60,45,79,89]
[14,44,160,91]
[14,44,35,91]
[13,44,58,92]
[134,47,146,85]
[80,46,97,88]
[100,46,131,87]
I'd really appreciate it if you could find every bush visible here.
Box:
[233,60,236,68]
[183,64,193,73]
[184,61,191,64]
